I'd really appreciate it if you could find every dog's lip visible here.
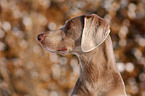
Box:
[57,48,67,52]
[45,47,69,54]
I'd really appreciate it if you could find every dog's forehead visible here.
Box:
[62,15,85,40]
[65,15,84,26]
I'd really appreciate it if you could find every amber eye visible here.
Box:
[65,22,71,30]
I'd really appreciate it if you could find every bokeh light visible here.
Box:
[0,0,145,96]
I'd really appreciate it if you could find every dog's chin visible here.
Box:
[58,49,72,55]
[57,51,69,56]
[44,47,69,55]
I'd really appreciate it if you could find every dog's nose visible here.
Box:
[37,34,45,41]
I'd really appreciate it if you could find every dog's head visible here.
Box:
[37,14,110,54]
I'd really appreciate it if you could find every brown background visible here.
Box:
[0,0,145,96]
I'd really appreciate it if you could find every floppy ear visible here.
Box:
[81,14,110,52]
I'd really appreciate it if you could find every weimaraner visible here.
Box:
[37,14,127,96]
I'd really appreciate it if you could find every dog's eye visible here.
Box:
[65,20,75,30]
[64,23,71,35]
[66,23,71,30]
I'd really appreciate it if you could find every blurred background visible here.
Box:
[0,0,145,96]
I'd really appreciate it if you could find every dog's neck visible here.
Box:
[71,36,126,96]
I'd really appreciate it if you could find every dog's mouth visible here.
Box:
[57,47,67,51]
[56,48,69,55]
[41,45,69,55]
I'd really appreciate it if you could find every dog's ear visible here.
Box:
[81,14,110,52]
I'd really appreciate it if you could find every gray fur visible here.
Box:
[37,14,127,96]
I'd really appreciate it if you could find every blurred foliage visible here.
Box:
[0,0,145,96]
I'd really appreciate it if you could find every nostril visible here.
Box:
[37,34,45,41]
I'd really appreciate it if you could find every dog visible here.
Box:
[37,14,127,96]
